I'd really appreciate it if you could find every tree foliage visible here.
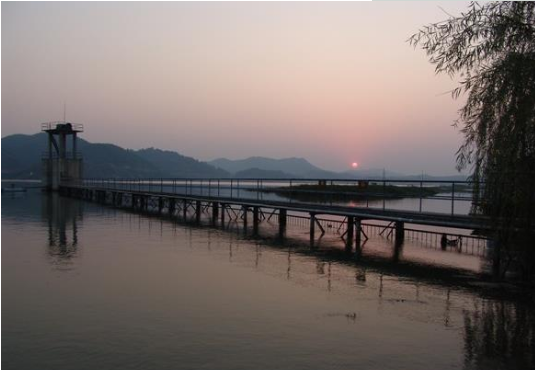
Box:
[410,2,535,278]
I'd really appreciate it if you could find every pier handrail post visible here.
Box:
[290,180,293,204]
[383,180,386,210]
[451,182,455,215]
[419,180,423,212]
[161,178,163,193]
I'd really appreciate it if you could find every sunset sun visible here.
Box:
[351,162,359,169]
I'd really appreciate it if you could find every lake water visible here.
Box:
[2,190,534,370]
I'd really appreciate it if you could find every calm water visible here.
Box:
[2,191,534,370]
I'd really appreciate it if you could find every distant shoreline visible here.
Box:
[251,183,470,201]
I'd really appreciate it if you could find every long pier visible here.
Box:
[59,178,490,250]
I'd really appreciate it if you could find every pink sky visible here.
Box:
[2,2,471,174]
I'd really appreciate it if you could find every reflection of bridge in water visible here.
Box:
[120,209,534,370]
[119,203,492,296]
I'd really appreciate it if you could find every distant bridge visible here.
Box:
[59,177,490,250]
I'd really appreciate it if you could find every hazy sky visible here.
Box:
[2,1,472,174]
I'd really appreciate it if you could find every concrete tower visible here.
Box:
[42,121,83,191]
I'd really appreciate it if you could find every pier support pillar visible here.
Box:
[253,207,259,234]
[278,209,287,238]
[183,199,188,220]
[169,198,175,216]
[355,219,363,258]
[355,219,362,249]
[220,203,226,223]
[346,216,354,250]
[158,197,164,214]
[212,202,219,223]
[242,206,248,229]
[393,238,403,263]
[195,200,202,223]
[395,221,405,243]
[310,213,316,243]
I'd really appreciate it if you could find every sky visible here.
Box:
[2,1,472,175]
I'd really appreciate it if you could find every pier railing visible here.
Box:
[68,178,478,216]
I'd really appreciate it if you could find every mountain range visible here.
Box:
[1,132,467,181]
[2,133,226,179]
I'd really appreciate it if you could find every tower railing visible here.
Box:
[41,121,84,132]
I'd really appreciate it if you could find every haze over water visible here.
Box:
[3,190,534,370]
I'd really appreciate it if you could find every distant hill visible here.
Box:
[1,133,229,179]
[2,133,49,178]
[137,148,228,178]
[234,167,293,179]
[210,156,327,177]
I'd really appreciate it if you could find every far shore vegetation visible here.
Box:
[251,183,469,202]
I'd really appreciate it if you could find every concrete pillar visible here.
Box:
[393,238,403,263]
[140,196,145,211]
[196,200,202,223]
[183,199,187,219]
[212,202,219,222]
[72,133,77,159]
[253,206,259,234]
[242,206,248,229]
[48,133,53,158]
[158,197,164,213]
[395,221,405,243]
[169,198,176,216]
[355,219,362,249]
[221,203,226,223]
[346,216,354,249]
[310,213,316,242]
[279,209,287,237]
[59,133,66,158]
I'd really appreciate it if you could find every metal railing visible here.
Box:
[67,178,479,216]
[41,121,84,132]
